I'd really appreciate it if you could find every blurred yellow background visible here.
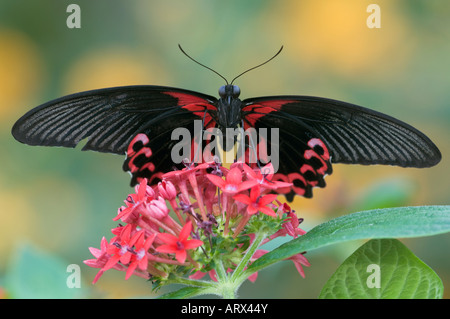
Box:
[1,0,449,298]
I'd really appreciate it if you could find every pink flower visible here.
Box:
[87,140,311,287]
[271,211,306,239]
[102,224,135,271]
[114,178,153,222]
[157,180,177,200]
[125,231,156,280]
[189,269,219,282]
[250,233,310,278]
[287,253,310,278]
[243,163,292,190]
[233,186,278,217]
[162,162,198,181]
[146,196,169,220]
[282,212,306,238]
[207,167,258,195]
[83,237,127,284]
[156,221,203,263]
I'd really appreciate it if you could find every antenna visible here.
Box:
[230,46,283,84]
[178,44,229,84]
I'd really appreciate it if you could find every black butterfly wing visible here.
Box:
[12,85,219,185]
[241,95,441,199]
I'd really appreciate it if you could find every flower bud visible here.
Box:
[157,180,177,200]
[147,196,169,220]
[145,184,156,198]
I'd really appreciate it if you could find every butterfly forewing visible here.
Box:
[241,96,441,168]
[11,85,218,155]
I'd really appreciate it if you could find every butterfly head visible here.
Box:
[218,84,240,100]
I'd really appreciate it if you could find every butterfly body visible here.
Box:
[209,84,243,151]
[217,84,242,126]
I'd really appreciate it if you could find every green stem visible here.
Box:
[214,258,228,282]
[165,276,216,289]
[231,230,268,284]
[219,282,237,299]
[214,258,240,298]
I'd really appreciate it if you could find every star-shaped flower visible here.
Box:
[207,167,258,195]
[233,186,278,217]
[156,221,203,263]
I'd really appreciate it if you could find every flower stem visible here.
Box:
[218,282,237,299]
[212,259,238,299]
[188,173,208,221]
[165,276,216,289]
[230,229,268,284]
[214,258,228,282]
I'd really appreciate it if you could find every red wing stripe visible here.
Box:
[243,100,296,110]
[270,137,332,199]
[242,100,296,127]
[162,91,214,106]
[161,91,217,128]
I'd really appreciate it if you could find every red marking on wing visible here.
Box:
[271,137,332,198]
[124,133,162,186]
[308,138,330,161]
[272,172,308,197]
[162,91,217,129]
[300,164,318,187]
[304,150,328,175]
[126,134,154,174]
[127,134,150,157]
[242,100,296,129]
[162,91,212,106]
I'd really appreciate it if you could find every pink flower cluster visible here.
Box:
[84,159,310,285]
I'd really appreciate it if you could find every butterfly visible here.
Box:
[11,46,441,201]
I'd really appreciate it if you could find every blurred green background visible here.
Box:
[1,0,449,298]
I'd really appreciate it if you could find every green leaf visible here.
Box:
[319,239,443,299]
[247,206,450,274]
[5,242,86,298]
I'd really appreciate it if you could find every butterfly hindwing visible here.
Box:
[123,116,218,186]
[240,105,332,199]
